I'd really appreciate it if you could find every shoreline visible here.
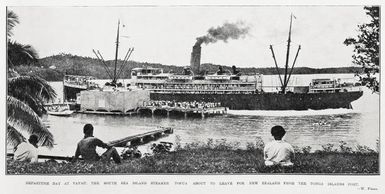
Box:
[7,141,379,174]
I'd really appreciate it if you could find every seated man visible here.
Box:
[263,125,294,167]
[14,134,39,163]
[73,124,121,163]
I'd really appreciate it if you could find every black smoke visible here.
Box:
[195,21,250,46]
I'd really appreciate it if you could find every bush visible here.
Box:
[355,145,375,153]
[301,146,312,154]
[339,141,353,153]
[321,143,336,152]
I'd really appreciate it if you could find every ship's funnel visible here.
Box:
[190,44,201,75]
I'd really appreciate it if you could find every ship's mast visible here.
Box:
[270,14,300,94]
[113,20,120,84]
[92,19,134,86]
[282,14,293,93]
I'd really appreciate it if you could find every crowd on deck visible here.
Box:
[64,76,99,89]
[149,83,255,91]
[64,76,90,86]
[144,100,222,109]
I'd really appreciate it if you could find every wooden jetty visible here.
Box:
[7,153,75,161]
[108,127,173,147]
[138,106,227,118]
[7,127,173,161]
[78,110,139,116]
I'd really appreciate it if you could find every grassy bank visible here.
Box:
[7,140,378,174]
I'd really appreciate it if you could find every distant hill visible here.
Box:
[13,54,362,81]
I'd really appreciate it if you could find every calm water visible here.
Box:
[37,74,379,156]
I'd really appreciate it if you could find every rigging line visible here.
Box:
[92,49,113,79]
[116,49,132,79]
[269,45,284,87]
[119,48,134,77]
[96,50,114,79]
[285,45,301,88]
[117,48,134,79]
[115,48,131,79]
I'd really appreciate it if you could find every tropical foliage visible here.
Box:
[344,6,380,92]
[7,10,19,38]
[7,75,57,148]
[7,10,56,148]
[8,76,56,116]
[7,95,54,147]
[8,41,39,67]
[7,10,39,68]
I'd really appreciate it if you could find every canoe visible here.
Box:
[47,110,74,116]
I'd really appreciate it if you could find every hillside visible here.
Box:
[13,54,362,81]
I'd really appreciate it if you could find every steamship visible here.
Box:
[63,16,363,110]
[129,67,362,110]
[129,14,363,110]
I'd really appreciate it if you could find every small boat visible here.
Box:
[47,109,74,116]
[46,104,74,116]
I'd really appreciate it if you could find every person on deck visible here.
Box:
[216,66,226,75]
[232,65,240,75]
[73,124,121,163]
[13,134,39,163]
[263,125,295,167]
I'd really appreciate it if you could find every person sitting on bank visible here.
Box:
[13,134,39,163]
[263,125,294,167]
[73,124,121,163]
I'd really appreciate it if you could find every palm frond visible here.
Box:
[7,41,39,66]
[8,68,20,78]
[7,124,26,148]
[7,96,54,148]
[8,90,45,116]
[7,10,19,38]
[8,75,57,102]
[21,44,39,59]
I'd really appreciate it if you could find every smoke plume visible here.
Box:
[195,21,250,46]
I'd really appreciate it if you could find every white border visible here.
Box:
[0,1,384,194]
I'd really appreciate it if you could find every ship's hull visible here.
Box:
[150,91,363,110]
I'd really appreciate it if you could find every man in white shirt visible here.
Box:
[14,135,39,163]
[264,125,294,167]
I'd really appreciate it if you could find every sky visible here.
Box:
[9,6,370,68]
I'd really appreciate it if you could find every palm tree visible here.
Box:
[7,10,57,148]
[8,41,39,67]
[7,10,19,38]
[7,10,39,67]
[7,75,57,148]
[8,75,56,116]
